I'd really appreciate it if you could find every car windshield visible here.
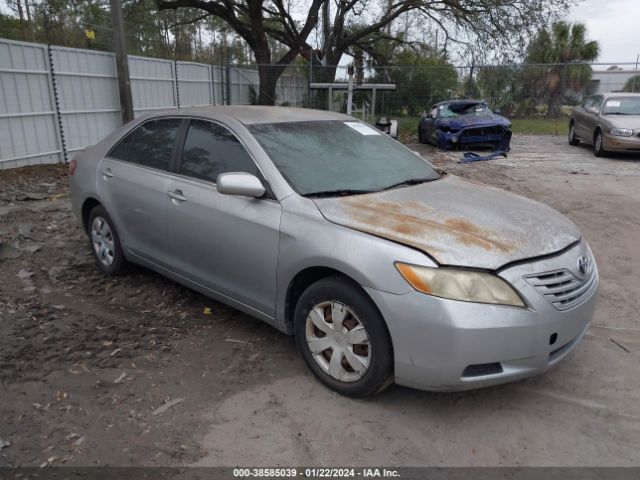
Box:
[439,102,491,118]
[249,120,441,196]
[602,96,640,115]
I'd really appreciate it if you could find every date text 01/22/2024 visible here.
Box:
[233,468,401,478]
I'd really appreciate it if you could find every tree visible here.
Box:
[376,46,458,116]
[474,66,520,114]
[316,0,574,79]
[154,0,324,105]
[525,22,599,117]
[623,75,640,93]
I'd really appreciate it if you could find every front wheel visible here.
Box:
[418,127,426,144]
[568,122,580,146]
[294,276,393,397]
[593,130,606,157]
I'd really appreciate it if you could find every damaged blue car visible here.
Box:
[418,99,512,151]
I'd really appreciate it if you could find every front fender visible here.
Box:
[275,195,435,326]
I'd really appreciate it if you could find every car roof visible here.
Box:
[138,105,352,125]
[434,99,485,107]
[602,92,640,97]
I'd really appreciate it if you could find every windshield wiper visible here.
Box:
[605,112,633,115]
[382,177,435,191]
[303,189,375,198]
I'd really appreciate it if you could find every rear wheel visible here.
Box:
[88,205,128,276]
[294,276,393,397]
[593,129,606,157]
[568,122,580,146]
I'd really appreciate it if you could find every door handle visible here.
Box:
[167,190,187,203]
[102,168,113,180]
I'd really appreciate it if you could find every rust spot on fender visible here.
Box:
[338,196,516,253]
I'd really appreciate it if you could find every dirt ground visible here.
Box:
[1,135,639,468]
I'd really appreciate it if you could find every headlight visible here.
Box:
[609,128,634,137]
[395,262,525,307]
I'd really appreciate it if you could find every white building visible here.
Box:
[589,69,640,94]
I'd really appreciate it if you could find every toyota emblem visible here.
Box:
[577,255,590,276]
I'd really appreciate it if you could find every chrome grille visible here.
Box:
[525,264,597,311]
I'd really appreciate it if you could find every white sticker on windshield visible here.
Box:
[606,100,621,107]
[344,121,381,135]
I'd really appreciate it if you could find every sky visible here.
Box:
[568,0,640,65]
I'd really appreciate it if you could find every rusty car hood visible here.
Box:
[313,175,581,270]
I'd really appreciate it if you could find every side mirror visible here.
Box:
[216,172,265,198]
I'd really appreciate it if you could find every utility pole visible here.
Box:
[110,0,134,123]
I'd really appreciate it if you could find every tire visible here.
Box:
[87,205,128,276]
[418,127,426,144]
[593,129,606,157]
[568,122,580,146]
[294,275,394,397]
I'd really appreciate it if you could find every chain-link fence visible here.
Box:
[231,62,640,138]
[289,63,640,138]
[3,34,640,168]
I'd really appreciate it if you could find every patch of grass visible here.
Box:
[511,117,569,136]
[397,116,420,140]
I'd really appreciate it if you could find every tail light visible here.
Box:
[69,158,78,176]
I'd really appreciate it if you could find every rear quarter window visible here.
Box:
[108,118,181,171]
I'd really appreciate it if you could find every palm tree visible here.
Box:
[526,22,600,117]
[623,75,640,93]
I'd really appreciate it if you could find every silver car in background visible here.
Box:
[569,92,640,156]
[70,106,598,397]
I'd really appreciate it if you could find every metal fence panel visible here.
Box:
[129,55,177,116]
[276,74,306,106]
[0,39,62,168]
[176,61,212,107]
[212,66,224,105]
[228,67,259,105]
[50,45,121,157]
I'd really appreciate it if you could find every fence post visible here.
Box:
[209,64,215,105]
[174,61,180,108]
[46,45,67,163]
[225,62,231,105]
[110,0,134,123]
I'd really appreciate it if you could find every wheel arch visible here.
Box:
[81,197,102,233]
[593,126,602,140]
[283,266,384,335]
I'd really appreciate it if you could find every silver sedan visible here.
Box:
[70,106,598,397]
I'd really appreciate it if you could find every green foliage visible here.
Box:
[378,49,458,116]
[0,0,251,62]
[524,21,599,116]
[623,75,640,93]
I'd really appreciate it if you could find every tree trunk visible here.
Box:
[547,68,566,118]
[257,64,281,105]
[15,0,27,40]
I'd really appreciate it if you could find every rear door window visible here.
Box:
[125,118,181,171]
[179,119,259,183]
[581,96,595,109]
[592,96,604,112]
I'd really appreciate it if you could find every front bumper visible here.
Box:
[436,126,512,151]
[365,242,598,391]
[603,132,640,152]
